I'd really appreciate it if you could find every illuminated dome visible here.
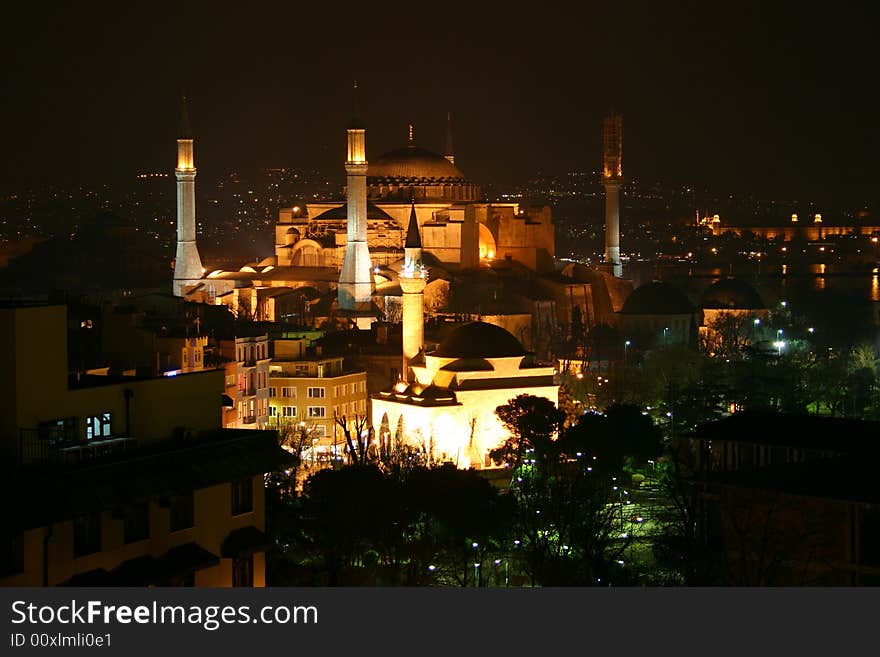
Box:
[312,203,394,221]
[620,282,694,315]
[435,322,528,359]
[701,277,765,310]
[369,146,465,180]
[367,144,480,201]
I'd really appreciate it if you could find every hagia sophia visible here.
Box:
[169,88,768,467]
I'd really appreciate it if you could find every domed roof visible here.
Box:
[312,203,393,221]
[701,277,765,310]
[620,282,695,315]
[368,145,467,181]
[435,321,528,359]
[440,357,495,372]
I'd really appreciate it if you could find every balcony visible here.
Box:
[242,416,257,425]
[17,429,137,468]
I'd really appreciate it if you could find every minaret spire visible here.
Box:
[404,199,422,268]
[602,112,623,278]
[400,199,426,382]
[350,80,363,129]
[179,92,192,139]
[338,84,374,327]
[173,93,203,296]
[444,112,455,165]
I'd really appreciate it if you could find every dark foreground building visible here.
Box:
[695,412,880,585]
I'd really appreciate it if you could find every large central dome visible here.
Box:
[366,144,481,202]
[368,145,466,181]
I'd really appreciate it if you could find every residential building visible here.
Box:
[0,303,291,587]
[218,332,271,429]
[267,337,367,462]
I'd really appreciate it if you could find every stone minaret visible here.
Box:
[400,201,426,382]
[444,112,455,165]
[602,113,623,277]
[172,95,204,297]
[338,82,373,314]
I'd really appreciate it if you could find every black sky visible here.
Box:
[1,2,876,206]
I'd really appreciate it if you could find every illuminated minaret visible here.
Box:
[172,95,204,297]
[602,113,623,277]
[338,82,374,316]
[444,112,455,165]
[400,200,426,382]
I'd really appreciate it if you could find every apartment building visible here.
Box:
[268,337,367,460]
[0,303,291,587]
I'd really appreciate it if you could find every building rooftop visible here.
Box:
[695,411,880,454]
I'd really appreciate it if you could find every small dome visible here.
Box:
[368,146,466,181]
[620,282,694,315]
[313,203,393,221]
[435,322,528,359]
[701,278,765,310]
[440,357,495,372]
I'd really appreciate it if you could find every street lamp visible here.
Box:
[663,327,669,346]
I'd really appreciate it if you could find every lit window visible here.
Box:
[308,406,326,418]
[85,413,111,441]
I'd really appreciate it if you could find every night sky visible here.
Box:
[1,2,876,206]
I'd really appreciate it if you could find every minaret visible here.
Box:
[400,200,426,382]
[172,95,204,297]
[602,113,623,277]
[444,112,455,165]
[338,82,374,319]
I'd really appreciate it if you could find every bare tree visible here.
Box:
[333,412,374,465]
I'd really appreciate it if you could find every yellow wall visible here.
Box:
[0,475,265,587]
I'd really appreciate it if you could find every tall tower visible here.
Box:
[172,95,204,297]
[444,112,455,165]
[602,113,623,277]
[400,201,426,382]
[338,83,374,321]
